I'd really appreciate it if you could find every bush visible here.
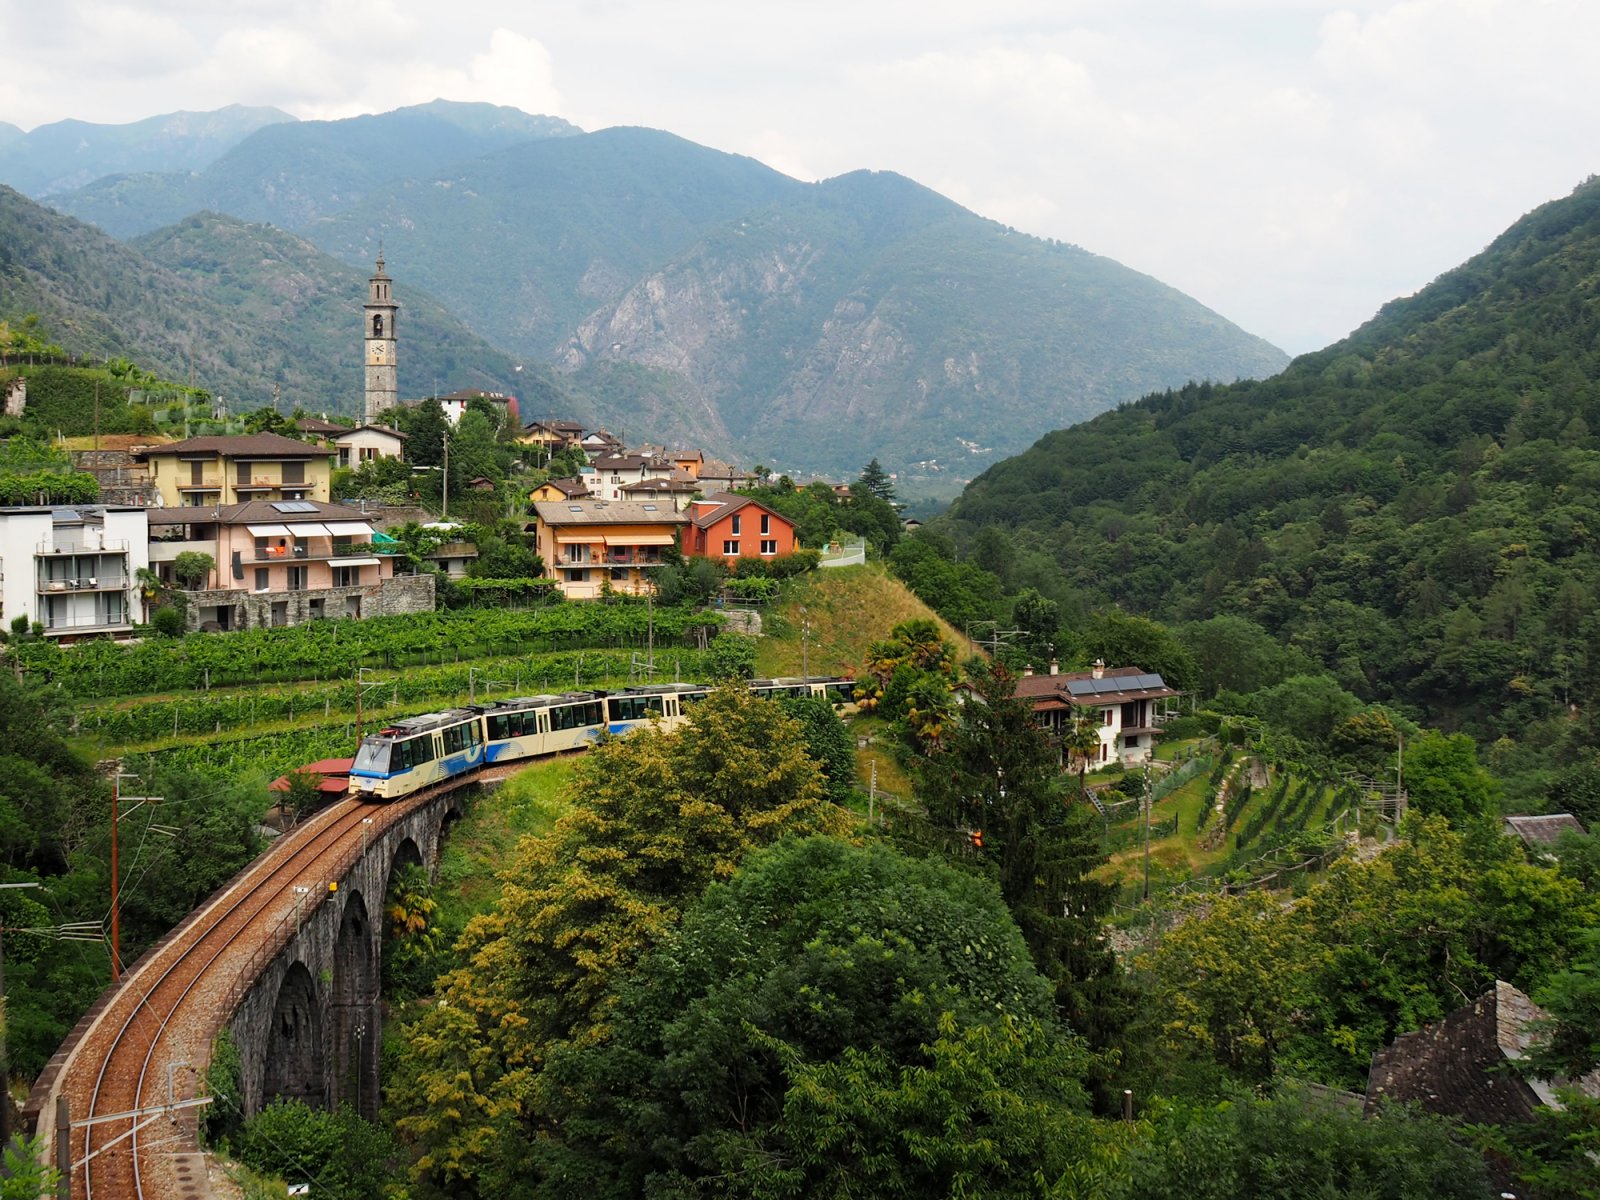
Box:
[151,606,185,637]
[236,1100,395,1200]
[706,631,757,680]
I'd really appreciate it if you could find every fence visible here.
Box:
[818,539,867,568]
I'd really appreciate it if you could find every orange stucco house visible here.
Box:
[683,493,798,564]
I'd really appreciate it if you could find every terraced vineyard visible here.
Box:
[1094,740,1363,904]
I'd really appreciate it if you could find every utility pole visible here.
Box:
[110,773,119,981]
[1142,761,1153,901]
[109,774,166,983]
[441,429,450,520]
[800,607,811,681]
[355,667,381,741]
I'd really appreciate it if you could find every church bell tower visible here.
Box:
[363,253,400,424]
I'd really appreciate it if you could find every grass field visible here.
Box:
[433,757,576,927]
[754,562,964,679]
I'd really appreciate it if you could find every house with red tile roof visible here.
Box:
[683,492,798,565]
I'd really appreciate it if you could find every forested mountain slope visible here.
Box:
[944,175,1600,749]
[0,187,569,418]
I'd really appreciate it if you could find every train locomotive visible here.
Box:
[347,676,855,801]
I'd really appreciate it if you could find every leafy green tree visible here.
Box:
[171,551,215,591]
[398,396,448,467]
[241,407,296,436]
[1112,1084,1490,1200]
[1081,610,1197,691]
[466,532,542,580]
[778,693,856,804]
[912,663,1129,1058]
[856,456,896,504]
[1526,928,1600,1079]
[0,1137,59,1199]
[1404,730,1499,820]
[390,687,850,1192]
[447,409,509,496]
[526,836,1093,1199]
[1245,674,1362,747]
[1013,586,1062,663]
[704,630,757,680]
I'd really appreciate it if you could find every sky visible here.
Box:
[2,0,1597,355]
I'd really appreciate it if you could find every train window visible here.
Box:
[406,735,436,766]
[609,695,665,722]
[353,741,390,773]
[682,689,709,704]
[488,713,513,741]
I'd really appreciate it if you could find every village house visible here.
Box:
[579,430,624,460]
[530,498,686,600]
[517,418,586,458]
[437,388,514,427]
[147,498,432,631]
[620,476,699,512]
[585,453,679,502]
[1013,660,1179,768]
[683,492,798,564]
[334,425,408,468]
[135,433,333,508]
[699,457,756,493]
[0,505,150,639]
[295,417,353,443]
[1366,980,1600,1126]
[528,477,591,505]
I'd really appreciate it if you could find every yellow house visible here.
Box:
[531,499,687,599]
[136,433,333,508]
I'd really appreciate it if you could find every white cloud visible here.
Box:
[1,0,1597,354]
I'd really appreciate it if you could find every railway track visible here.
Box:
[30,768,503,1200]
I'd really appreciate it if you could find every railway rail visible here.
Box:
[30,767,505,1199]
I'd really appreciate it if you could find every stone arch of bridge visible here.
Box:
[332,889,378,1117]
[261,961,325,1109]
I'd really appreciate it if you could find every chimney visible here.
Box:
[1092,658,1105,680]
[1049,658,1059,675]
[1022,664,1034,677]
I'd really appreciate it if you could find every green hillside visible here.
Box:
[941,174,1600,756]
[0,187,575,419]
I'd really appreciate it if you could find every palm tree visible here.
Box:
[1065,715,1103,791]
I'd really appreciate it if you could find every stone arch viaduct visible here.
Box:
[228,786,467,1121]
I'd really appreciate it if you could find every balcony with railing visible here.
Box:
[37,538,131,555]
[37,576,130,594]
[176,477,222,492]
[251,540,368,563]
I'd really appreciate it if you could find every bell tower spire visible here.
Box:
[363,249,400,424]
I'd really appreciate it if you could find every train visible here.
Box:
[347,676,858,801]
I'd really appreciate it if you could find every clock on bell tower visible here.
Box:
[363,252,400,424]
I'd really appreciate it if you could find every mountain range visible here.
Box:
[0,101,1286,482]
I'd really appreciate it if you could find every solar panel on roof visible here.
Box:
[272,501,319,513]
